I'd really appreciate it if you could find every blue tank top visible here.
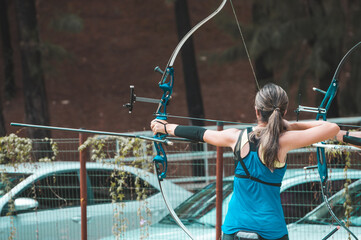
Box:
[222,129,288,239]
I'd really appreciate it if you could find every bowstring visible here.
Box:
[229,0,260,91]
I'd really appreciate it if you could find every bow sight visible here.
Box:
[123,85,163,113]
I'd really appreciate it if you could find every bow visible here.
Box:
[151,1,228,239]
[123,1,258,238]
[296,41,361,239]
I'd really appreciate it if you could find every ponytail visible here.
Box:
[251,84,288,171]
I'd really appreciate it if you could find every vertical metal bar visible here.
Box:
[216,122,224,240]
[79,132,87,240]
[203,142,209,184]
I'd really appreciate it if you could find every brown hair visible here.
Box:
[251,83,289,170]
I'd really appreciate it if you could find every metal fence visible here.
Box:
[1,124,361,239]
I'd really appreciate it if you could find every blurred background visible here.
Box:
[1,1,361,239]
[1,0,360,139]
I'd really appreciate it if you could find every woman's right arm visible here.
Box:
[284,120,331,131]
[335,130,361,149]
[286,121,361,149]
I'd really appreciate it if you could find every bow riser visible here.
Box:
[316,79,338,121]
[155,67,174,120]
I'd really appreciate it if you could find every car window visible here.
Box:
[299,180,361,226]
[160,181,233,225]
[0,172,30,197]
[1,171,80,216]
[87,169,159,204]
[281,179,358,224]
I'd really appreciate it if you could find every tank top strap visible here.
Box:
[234,127,282,187]
[247,127,259,152]
[233,129,245,157]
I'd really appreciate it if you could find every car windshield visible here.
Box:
[160,181,234,226]
[298,179,361,227]
[0,172,30,197]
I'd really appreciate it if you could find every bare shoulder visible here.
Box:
[224,128,243,134]
[279,130,308,152]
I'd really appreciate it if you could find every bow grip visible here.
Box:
[153,133,168,180]
[316,146,328,184]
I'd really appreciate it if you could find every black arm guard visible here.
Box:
[343,134,361,146]
[174,125,207,142]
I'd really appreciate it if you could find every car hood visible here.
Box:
[100,223,215,240]
[287,223,359,239]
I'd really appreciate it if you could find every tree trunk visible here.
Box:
[174,0,205,177]
[0,0,16,100]
[0,94,6,136]
[0,0,14,136]
[14,0,51,158]
[174,0,205,126]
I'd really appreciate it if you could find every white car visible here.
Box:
[288,179,361,239]
[102,168,361,239]
[0,162,192,240]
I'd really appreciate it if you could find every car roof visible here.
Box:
[0,161,190,205]
[0,161,145,174]
[281,168,361,191]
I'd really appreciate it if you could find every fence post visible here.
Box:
[216,122,224,240]
[79,132,87,240]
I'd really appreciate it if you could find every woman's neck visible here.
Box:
[256,120,267,128]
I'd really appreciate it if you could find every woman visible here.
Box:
[150,83,339,240]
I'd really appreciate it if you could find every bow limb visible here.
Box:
[331,42,361,82]
[166,0,228,69]
[315,41,361,121]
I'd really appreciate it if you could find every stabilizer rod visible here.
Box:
[10,122,173,145]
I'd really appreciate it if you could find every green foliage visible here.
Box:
[41,13,82,75]
[41,42,73,62]
[213,0,361,115]
[0,134,32,165]
[0,134,58,239]
[49,13,84,33]
[79,136,153,238]
[0,134,58,164]
[325,144,352,237]
[38,138,58,162]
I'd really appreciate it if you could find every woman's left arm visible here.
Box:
[150,120,240,150]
